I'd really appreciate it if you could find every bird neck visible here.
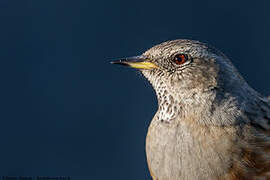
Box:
[142,69,257,126]
[142,69,209,123]
[154,81,253,126]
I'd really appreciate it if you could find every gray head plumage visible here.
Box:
[112,39,257,125]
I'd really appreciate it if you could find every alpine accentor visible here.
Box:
[112,40,270,180]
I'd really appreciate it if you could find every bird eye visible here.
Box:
[173,54,188,65]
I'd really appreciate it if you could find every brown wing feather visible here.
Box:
[240,97,270,179]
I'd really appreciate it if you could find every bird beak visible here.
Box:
[111,56,158,70]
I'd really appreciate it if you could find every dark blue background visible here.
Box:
[1,0,270,179]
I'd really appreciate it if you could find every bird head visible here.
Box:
[112,40,244,99]
[112,39,255,125]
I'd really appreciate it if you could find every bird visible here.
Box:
[112,39,270,180]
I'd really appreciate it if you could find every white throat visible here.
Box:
[142,70,181,123]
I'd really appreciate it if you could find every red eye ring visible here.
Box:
[173,54,187,65]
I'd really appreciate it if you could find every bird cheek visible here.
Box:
[169,74,179,87]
